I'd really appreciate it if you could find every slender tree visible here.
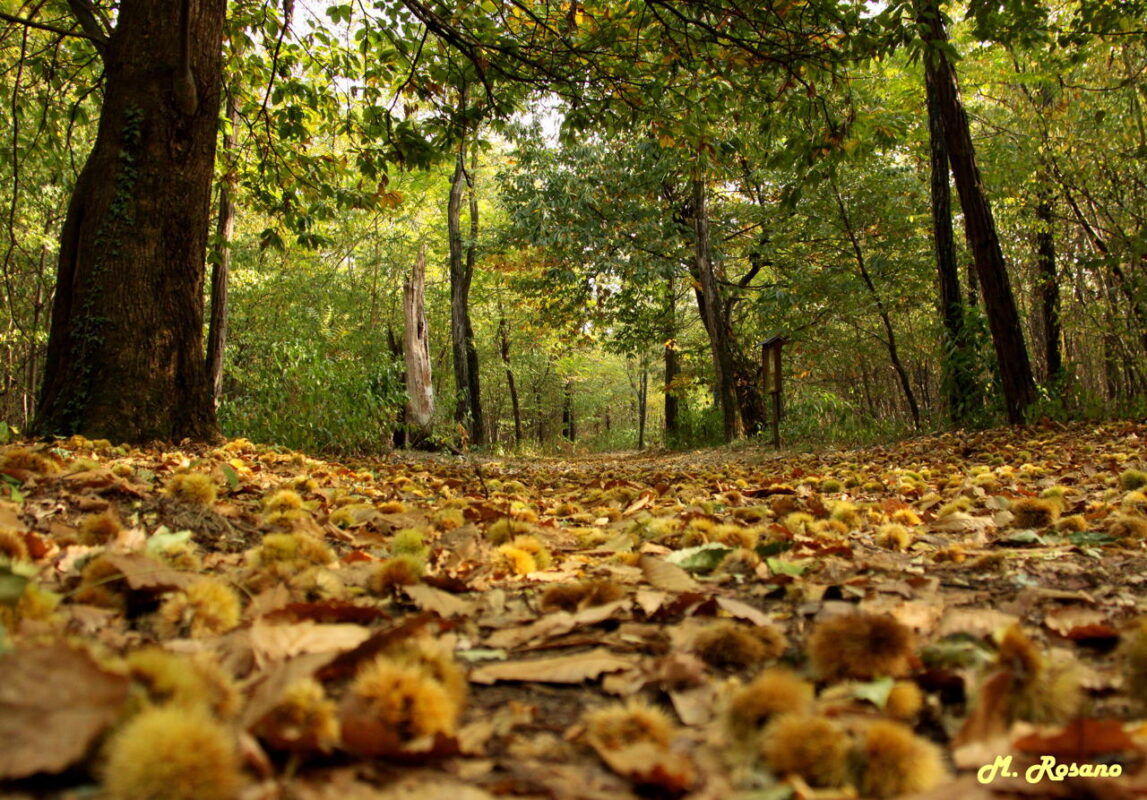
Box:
[918,0,1036,424]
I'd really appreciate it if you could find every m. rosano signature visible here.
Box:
[978,754,1122,784]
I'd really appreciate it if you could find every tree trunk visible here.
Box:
[920,2,1036,424]
[206,90,239,408]
[690,171,742,441]
[663,273,680,440]
[1035,189,1062,383]
[403,245,434,440]
[637,364,648,450]
[561,378,575,441]
[925,51,979,423]
[831,179,921,429]
[497,313,522,447]
[35,0,225,442]
[448,122,483,445]
[464,141,484,443]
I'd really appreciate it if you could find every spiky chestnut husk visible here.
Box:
[252,678,339,753]
[1010,497,1061,529]
[725,668,814,739]
[875,523,913,551]
[101,706,241,800]
[759,713,850,788]
[807,613,915,682]
[486,517,532,545]
[74,555,128,610]
[0,527,28,561]
[510,534,552,569]
[854,719,948,798]
[126,647,240,719]
[1119,469,1147,492]
[494,544,537,575]
[540,579,625,613]
[250,531,335,567]
[1110,514,1147,541]
[884,681,924,720]
[0,446,58,474]
[583,699,675,751]
[368,555,425,594]
[693,621,786,670]
[163,472,217,506]
[262,488,304,515]
[889,508,922,526]
[78,511,123,546]
[156,577,242,638]
[1055,514,1088,533]
[339,655,460,754]
[994,626,1082,724]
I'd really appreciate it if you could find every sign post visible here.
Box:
[760,336,787,448]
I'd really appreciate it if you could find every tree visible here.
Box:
[403,245,434,441]
[33,0,226,442]
[917,0,1036,424]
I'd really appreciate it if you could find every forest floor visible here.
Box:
[3,420,1147,799]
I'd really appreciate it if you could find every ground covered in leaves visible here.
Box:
[4,421,1147,799]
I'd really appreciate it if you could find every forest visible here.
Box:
[0,0,1144,453]
[4,1,1147,800]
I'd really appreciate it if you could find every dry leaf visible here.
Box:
[0,643,130,778]
[469,648,634,684]
[640,555,701,592]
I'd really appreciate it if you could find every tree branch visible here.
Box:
[0,9,104,50]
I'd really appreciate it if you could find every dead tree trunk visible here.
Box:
[403,245,434,442]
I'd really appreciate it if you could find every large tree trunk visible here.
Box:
[403,246,434,440]
[921,3,1036,424]
[206,91,239,408]
[448,131,484,445]
[35,0,224,442]
[924,51,979,423]
[690,172,742,441]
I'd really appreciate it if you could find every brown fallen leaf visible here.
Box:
[640,555,701,593]
[0,642,130,779]
[1014,717,1139,761]
[98,551,197,591]
[405,583,478,618]
[249,620,373,667]
[469,647,635,684]
[591,740,696,794]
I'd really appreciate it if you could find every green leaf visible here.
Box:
[146,527,193,556]
[852,676,895,707]
[765,557,808,576]
[1000,530,1047,546]
[755,540,794,558]
[0,562,31,606]
[665,542,734,573]
[220,463,240,491]
[1066,530,1117,548]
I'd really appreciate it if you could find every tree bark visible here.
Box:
[1035,189,1062,383]
[663,274,680,441]
[831,179,921,429]
[448,127,483,444]
[561,378,575,441]
[924,50,979,423]
[497,313,522,447]
[206,90,239,408]
[35,0,224,442]
[403,245,434,440]
[637,363,648,449]
[690,171,742,441]
[920,3,1036,424]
